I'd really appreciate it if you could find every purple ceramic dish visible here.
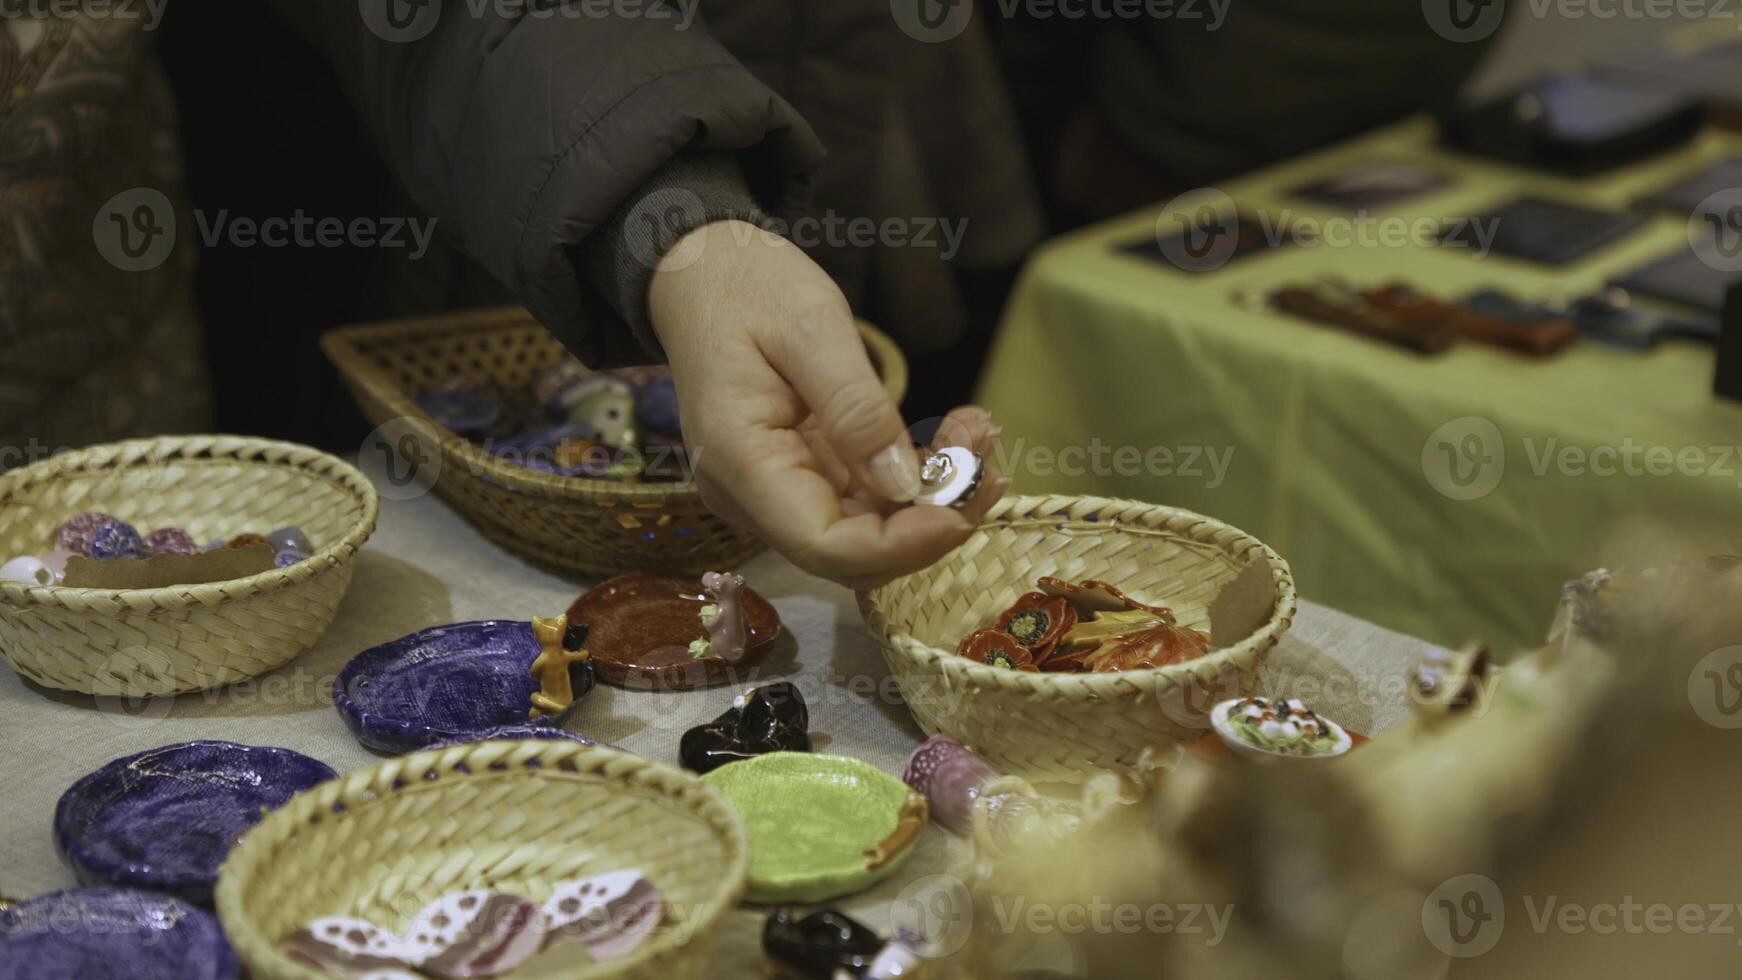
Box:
[54,741,336,906]
[426,724,618,752]
[0,887,240,980]
[334,620,595,754]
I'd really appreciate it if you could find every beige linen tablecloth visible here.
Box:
[0,456,1435,975]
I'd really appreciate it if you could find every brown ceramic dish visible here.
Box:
[567,572,782,691]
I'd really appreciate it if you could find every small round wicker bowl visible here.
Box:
[216,740,750,980]
[860,494,1298,784]
[0,436,378,695]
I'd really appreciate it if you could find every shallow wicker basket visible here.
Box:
[322,306,907,577]
[0,436,378,696]
[860,494,1297,784]
[216,740,750,980]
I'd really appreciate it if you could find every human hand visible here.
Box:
[648,220,1008,590]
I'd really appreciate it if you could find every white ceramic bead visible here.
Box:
[1,556,54,587]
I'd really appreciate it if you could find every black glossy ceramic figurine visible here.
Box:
[763,908,886,979]
[679,682,810,774]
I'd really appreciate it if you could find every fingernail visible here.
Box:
[868,441,923,502]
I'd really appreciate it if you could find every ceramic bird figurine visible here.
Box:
[528,616,595,719]
[699,571,749,661]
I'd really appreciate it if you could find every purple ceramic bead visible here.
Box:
[53,512,117,557]
[415,384,501,434]
[636,376,682,435]
[903,735,999,835]
[143,528,199,557]
[0,888,240,980]
[273,550,307,569]
[87,522,145,560]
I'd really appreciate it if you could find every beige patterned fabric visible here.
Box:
[0,452,1432,975]
[0,13,211,464]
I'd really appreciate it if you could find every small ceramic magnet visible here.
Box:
[913,447,983,508]
[142,528,200,557]
[541,870,664,960]
[903,735,998,836]
[0,556,53,587]
[399,892,544,979]
[53,512,117,556]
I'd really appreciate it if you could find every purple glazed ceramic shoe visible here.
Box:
[334,620,597,754]
[0,887,240,980]
[54,741,337,906]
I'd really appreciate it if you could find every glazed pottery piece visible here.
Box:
[567,573,782,691]
[635,375,681,434]
[1209,697,1354,761]
[680,682,811,774]
[142,527,200,556]
[425,724,607,751]
[902,735,999,835]
[702,753,928,904]
[416,384,502,434]
[88,521,145,560]
[763,908,885,978]
[0,556,53,587]
[334,621,595,753]
[527,616,596,719]
[913,447,983,508]
[555,376,639,449]
[541,870,665,960]
[398,891,544,977]
[0,887,240,980]
[54,741,336,906]
[266,525,313,555]
[52,511,116,556]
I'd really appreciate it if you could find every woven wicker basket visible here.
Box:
[0,436,378,696]
[216,740,750,980]
[860,494,1297,784]
[322,306,907,577]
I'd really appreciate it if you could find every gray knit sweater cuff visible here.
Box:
[580,151,770,363]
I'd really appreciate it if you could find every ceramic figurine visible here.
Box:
[913,447,983,508]
[680,682,811,774]
[763,908,926,980]
[903,734,1000,835]
[691,570,749,661]
[1412,642,1493,718]
[527,617,595,719]
[553,376,639,450]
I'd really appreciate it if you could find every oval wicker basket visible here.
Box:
[322,306,908,577]
[859,494,1297,784]
[0,436,378,695]
[215,740,750,980]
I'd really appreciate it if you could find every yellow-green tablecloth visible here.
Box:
[979,117,1742,653]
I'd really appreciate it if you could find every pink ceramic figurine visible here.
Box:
[700,571,748,662]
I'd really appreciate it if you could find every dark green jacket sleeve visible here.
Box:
[269,0,824,364]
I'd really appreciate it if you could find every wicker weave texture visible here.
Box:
[860,494,1297,783]
[0,436,378,695]
[216,740,750,980]
[322,307,907,577]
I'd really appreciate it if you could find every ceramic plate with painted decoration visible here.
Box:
[0,888,240,980]
[54,741,336,906]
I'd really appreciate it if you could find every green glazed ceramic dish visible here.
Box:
[701,752,929,904]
